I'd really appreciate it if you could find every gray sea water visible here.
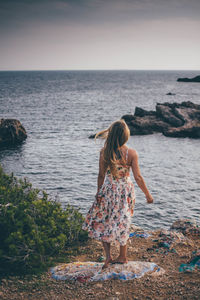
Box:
[0,70,200,230]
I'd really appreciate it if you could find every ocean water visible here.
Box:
[0,70,200,230]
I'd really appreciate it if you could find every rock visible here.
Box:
[170,219,200,236]
[156,104,184,127]
[166,92,176,95]
[89,101,200,139]
[89,134,96,139]
[0,119,27,147]
[122,101,200,138]
[89,131,106,139]
[177,75,200,82]
[122,114,169,136]
[163,125,200,138]
[151,228,195,258]
[134,107,156,117]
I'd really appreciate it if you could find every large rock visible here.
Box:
[89,101,200,139]
[177,75,200,82]
[163,125,200,138]
[122,114,169,135]
[122,101,200,138]
[0,119,27,147]
[156,104,184,127]
[170,219,200,236]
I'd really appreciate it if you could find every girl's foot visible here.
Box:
[111,256,128,264]
[102,257,113,269]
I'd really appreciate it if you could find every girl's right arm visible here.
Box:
[96,149,107,201]
[129,149,153,203]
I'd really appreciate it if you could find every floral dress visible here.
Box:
[82,149,135,246]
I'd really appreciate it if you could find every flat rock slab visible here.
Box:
[51,261,164,282]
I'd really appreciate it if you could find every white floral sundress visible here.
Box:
[82,149,135,246]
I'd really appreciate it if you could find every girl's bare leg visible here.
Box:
[112,244,128,264]
[102,242,113,268]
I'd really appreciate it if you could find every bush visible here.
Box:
[0,165,88,272]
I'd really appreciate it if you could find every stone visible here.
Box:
[89,101,200,139]
[123,101,200,138]
[89,134,96,139]
[163,125,200,138]
[122,114,169,135]
[134,107,156,117]
[156,104,184,127]
[170,219,200,236]
[166,92,176,95]
[0,119,27,147]
[177,75,200,82]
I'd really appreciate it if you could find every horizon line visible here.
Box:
[0,68,200,72]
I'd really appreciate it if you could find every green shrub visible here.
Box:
[0,165,88,272]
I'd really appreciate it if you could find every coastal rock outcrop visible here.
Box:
[122,101,200,138]
[177,75,200,82]
[0,119,27,147]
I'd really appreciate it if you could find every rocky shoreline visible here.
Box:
[0,219,199,299]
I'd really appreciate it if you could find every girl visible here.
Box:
[82,120,153,269]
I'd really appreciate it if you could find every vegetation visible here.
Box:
[0,165,88,273]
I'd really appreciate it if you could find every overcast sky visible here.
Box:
[0,0,200,70]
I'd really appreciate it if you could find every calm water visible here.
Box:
[0,70,200,230]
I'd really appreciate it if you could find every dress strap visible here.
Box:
[125,148,129,163]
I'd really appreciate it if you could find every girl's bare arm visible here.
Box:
[97,149,106,194]
[129,149,153,203]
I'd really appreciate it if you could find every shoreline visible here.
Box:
[0,219,199,299]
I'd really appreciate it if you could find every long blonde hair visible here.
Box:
[95,120,130,176]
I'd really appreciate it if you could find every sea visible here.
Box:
[0,70,200,230]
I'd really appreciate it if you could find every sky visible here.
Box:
[0,0,200,70]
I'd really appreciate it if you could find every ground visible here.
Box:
[0,229,200,300]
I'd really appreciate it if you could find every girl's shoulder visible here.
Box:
[126,148,138,165]
[127,148,138,157]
